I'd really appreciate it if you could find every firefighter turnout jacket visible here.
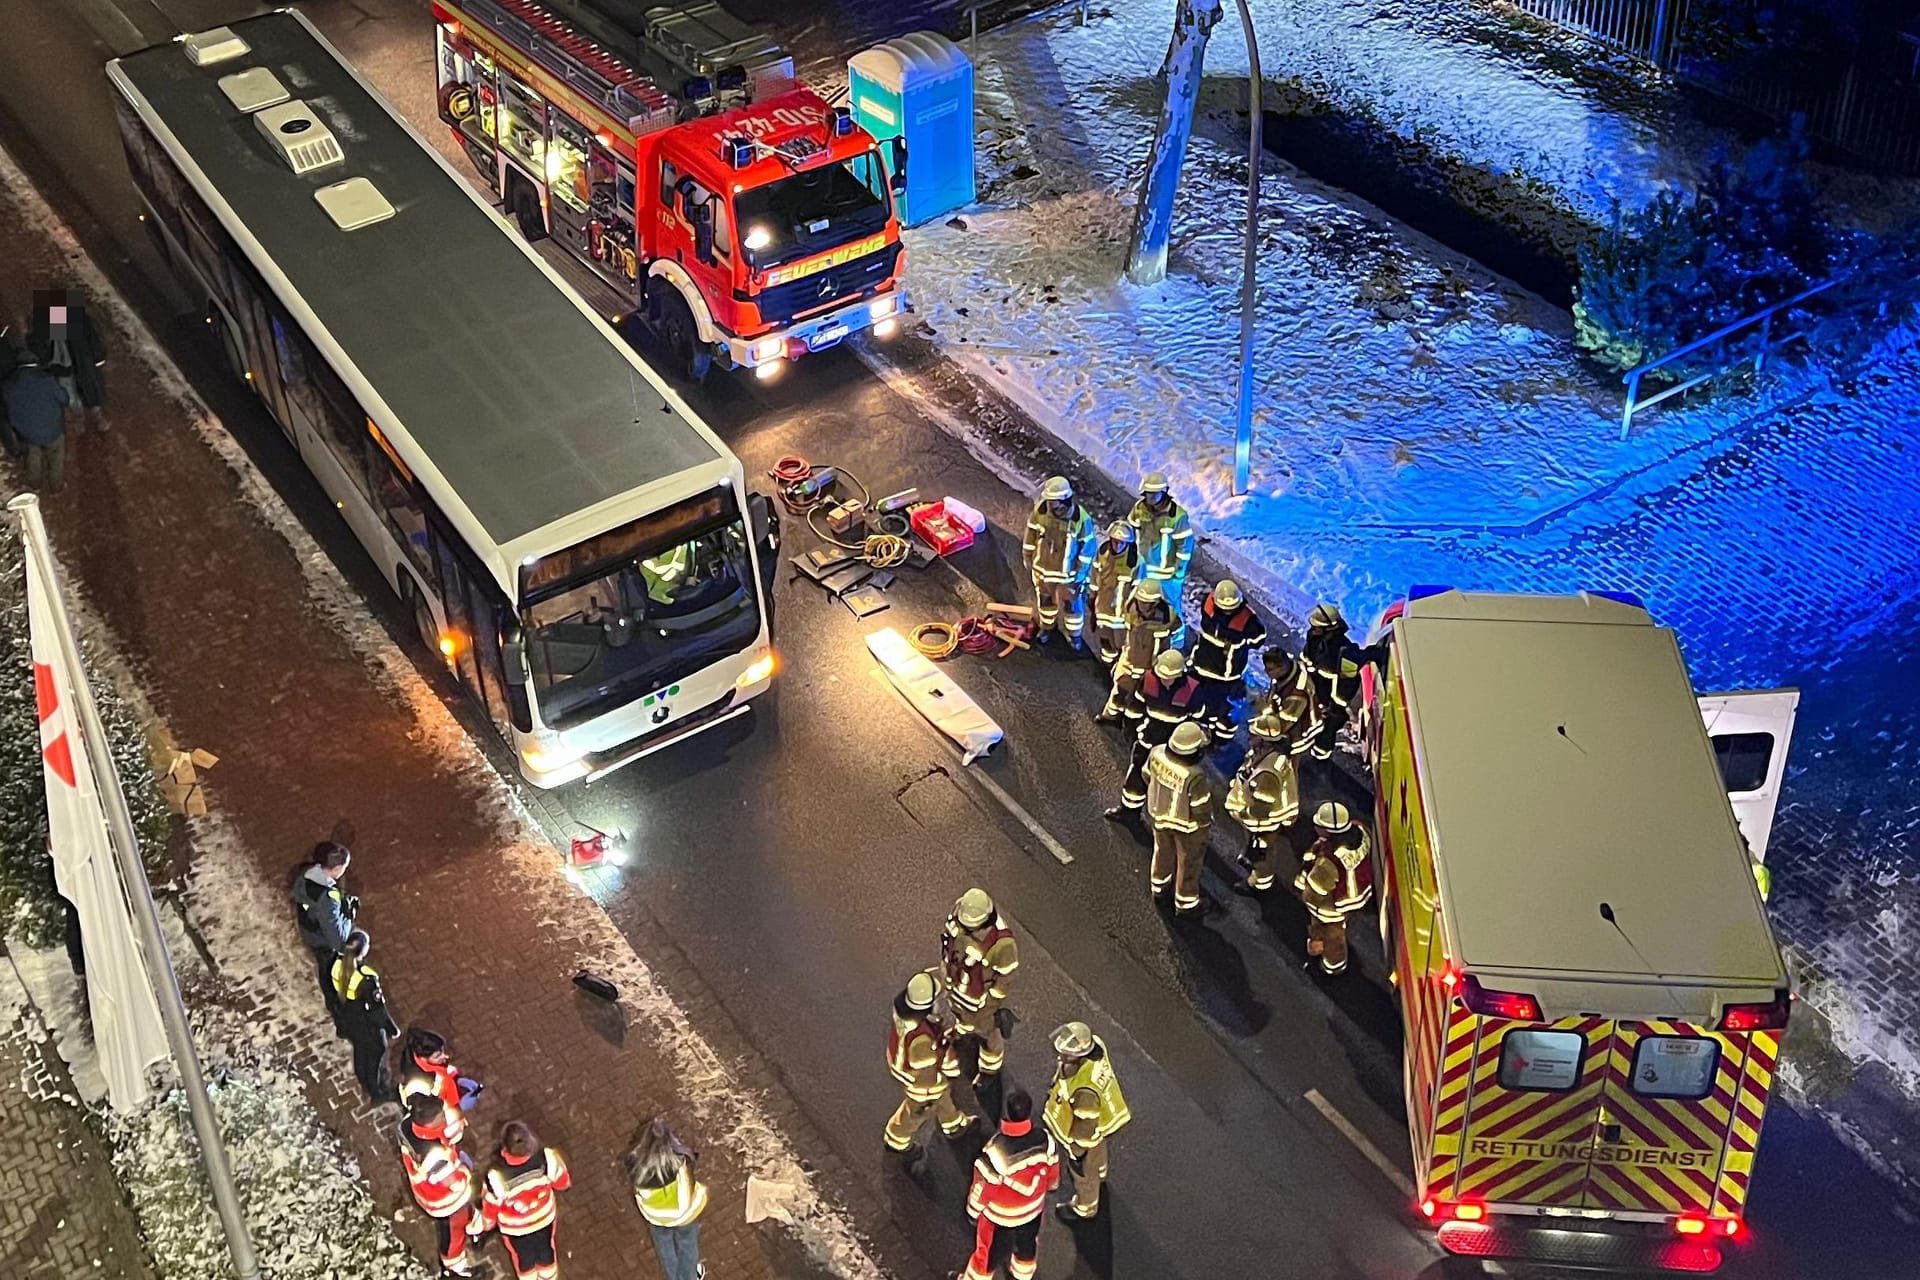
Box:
[399,1117,473,1218]
[1192,597,1267,683]
[1089,541,1141,639]
[1263,662,1321,756]
[967,1118,1061,1226]
[1128,667,1205,747]
[1044,1038,1132,1155]
[1115,592,1174,676]
[1023,500,1097,585]
[942,912,1019,1019]
[1127,496,1194,589]
[889,988,962,1101]
[1145,745,1212,832]
[1298,828,1374,917]
[1225,744,1299,834]
[479,1146,571,1235]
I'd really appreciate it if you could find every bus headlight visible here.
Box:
[737,650,776,688]
[522,732,586,776]
[749,336,786,364]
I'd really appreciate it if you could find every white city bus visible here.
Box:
[108,11,777,786]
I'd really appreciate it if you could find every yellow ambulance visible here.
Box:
[1362,589,1797,1272]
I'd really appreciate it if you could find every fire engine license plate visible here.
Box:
[808,324,849,351]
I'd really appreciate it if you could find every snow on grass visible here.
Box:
[0,137,888,1280]
[106,1059,428,1280]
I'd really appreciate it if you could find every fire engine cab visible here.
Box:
[430,0,908,380]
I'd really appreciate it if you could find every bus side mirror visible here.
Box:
[888,137,908,194]
[501,623,534,733]
[748,490,779,553]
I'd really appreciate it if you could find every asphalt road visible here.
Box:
[0,1,1913,1277]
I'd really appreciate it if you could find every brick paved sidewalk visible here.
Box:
[0,159,917,1280]
[0,958,155,1280]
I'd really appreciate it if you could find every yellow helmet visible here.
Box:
[904,971,937,1011]
[1052,1021,1094,1058]
[1139,471,1171,497]
[1134,578,1165,603]
[1107,520,1134,544]
[1214,579,1243,610]
[1313,801,1353,832]
[1041,475,1073,503]
[1153,650,1187,680]
[1309,603,1344,629]
[1170,721,1209,755]
[955,888,995,929]
[1249,707,1286,740]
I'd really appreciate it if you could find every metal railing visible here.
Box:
[1683,61,1920,176]
[1498,0,1686,67]
[1618,278,1837,437]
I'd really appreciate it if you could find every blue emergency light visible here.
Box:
[722,135,754,168]
[832,105,854,137]
[682,76,713,102]
[716,64,748,91]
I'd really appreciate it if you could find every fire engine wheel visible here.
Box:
[657,292,712,383]
[509,178,547,243]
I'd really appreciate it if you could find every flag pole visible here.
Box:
[8,494,261,1280]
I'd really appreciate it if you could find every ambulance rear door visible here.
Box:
[1582,1022,1745,1218]
[1448,1014,1615,1212]
[1696,689,1799,862]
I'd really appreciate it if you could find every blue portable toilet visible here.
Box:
[848,33,974,228]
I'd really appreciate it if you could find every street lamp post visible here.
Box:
[1230,0,1262,497]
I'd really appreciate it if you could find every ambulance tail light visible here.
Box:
[1718,989,1791,1032]
[1674,1215,1708,1236]
[1420,1199,1485,1222]
[1457,974,1543,1022]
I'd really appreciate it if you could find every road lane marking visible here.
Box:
[1305,1087,1415,1197]
[870,668,1074,864]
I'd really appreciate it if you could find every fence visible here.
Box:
[1618,279,1837,437]
[1498,0,1687,67]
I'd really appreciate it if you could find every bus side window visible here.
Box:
[365,423,435,583]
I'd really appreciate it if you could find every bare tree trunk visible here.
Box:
[1125,0,1224,286]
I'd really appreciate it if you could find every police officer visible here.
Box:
[1087,521,1139,666]
[1145,721,1213,915]
[884,971,973,1157]
[1191,579,1268,743]
[1126,472,1193,645]
[1022,475,1097,649]
[332,929,400,1102]
[1097,578,1173,723]
[291,839,356,1024]
[1225,707,1300,896]
[961,1088,1060,1280]
[941,889,1020,1079]
[1043,1021,1131,1225]
[1296,802,1373,976]
[1108,648,1204,821]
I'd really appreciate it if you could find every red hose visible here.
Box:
[772,454,811,484]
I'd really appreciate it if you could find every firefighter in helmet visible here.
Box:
[941,889,1020,1079]
[1258,646,1320,758]
[884,970,973,1156]
[1145,721,1214,914]
[1126,472,1193,646]
[1225,705,1300,896]
[1087,521,1140,666]
[1303,605,1379,763]
[1098,577,1173,723]
[1109,648,1205,821]
[1043,1021,1131,1224]
[1296,802,1373,976]
[1022,475,1098,649]
[1191,579,1268,743]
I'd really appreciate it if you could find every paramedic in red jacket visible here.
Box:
[477,1121,571,1280]
[961,1088,1061,1280]
[398,1093,479,1276]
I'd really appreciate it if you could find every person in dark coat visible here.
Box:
[0,323,24,456]
[291,839,357,1025]
[30,289,109,430]
[2,345,70,491]
[332,929,400,1102]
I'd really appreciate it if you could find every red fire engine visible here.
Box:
[430,0,908,380]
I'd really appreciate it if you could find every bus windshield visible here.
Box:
[520,492,761,728]
[735,151,890,268]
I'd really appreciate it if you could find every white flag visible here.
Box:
[25,547,169,1113]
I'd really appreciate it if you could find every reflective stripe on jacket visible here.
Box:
[634,1163,708,1228]
[1127,498,1193,583]
[1192,599,1267,681]
[967,1122,1061,1227]
[1116,596,1173,675]
[1145,746,1212,833]
[1129,671,1204,744]
[889,1002,959,1099]
[480,1147,570,1235]
[1224,747,1299,833]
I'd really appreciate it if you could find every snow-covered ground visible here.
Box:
[894,2,1908,622]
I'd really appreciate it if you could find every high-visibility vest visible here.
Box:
[888,1003,958,1100]
[967,1121,1061,1227]
[399,1121,473,1217]
[1023,502,1097,584]
[400,1058,466,1143]
[1127,498,1193,584]
[481,1147,570,1235]
[1145,746,1212,833]
[1226,746,1298,833]
[1301,832,1373,921]
[331,956,379,1006]
[941,917,1019,1012]
[1116,596,1173,676]
[634,1163,708,1228]
[1192,599,1267,681]
[1088,543,1139,626]
[1043,1040,1130,1152]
